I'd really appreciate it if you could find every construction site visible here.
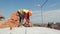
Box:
[0,13,60,30]
[0,0,60,34]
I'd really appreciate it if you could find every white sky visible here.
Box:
[31,9,60,24]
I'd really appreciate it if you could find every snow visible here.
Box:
[0,27,60,34]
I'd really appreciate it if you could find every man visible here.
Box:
[17,9,32,26]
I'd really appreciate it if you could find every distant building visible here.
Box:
[33,24,40,27]
[0,14,5,21]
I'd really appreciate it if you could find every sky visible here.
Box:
[0,0,60,24]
